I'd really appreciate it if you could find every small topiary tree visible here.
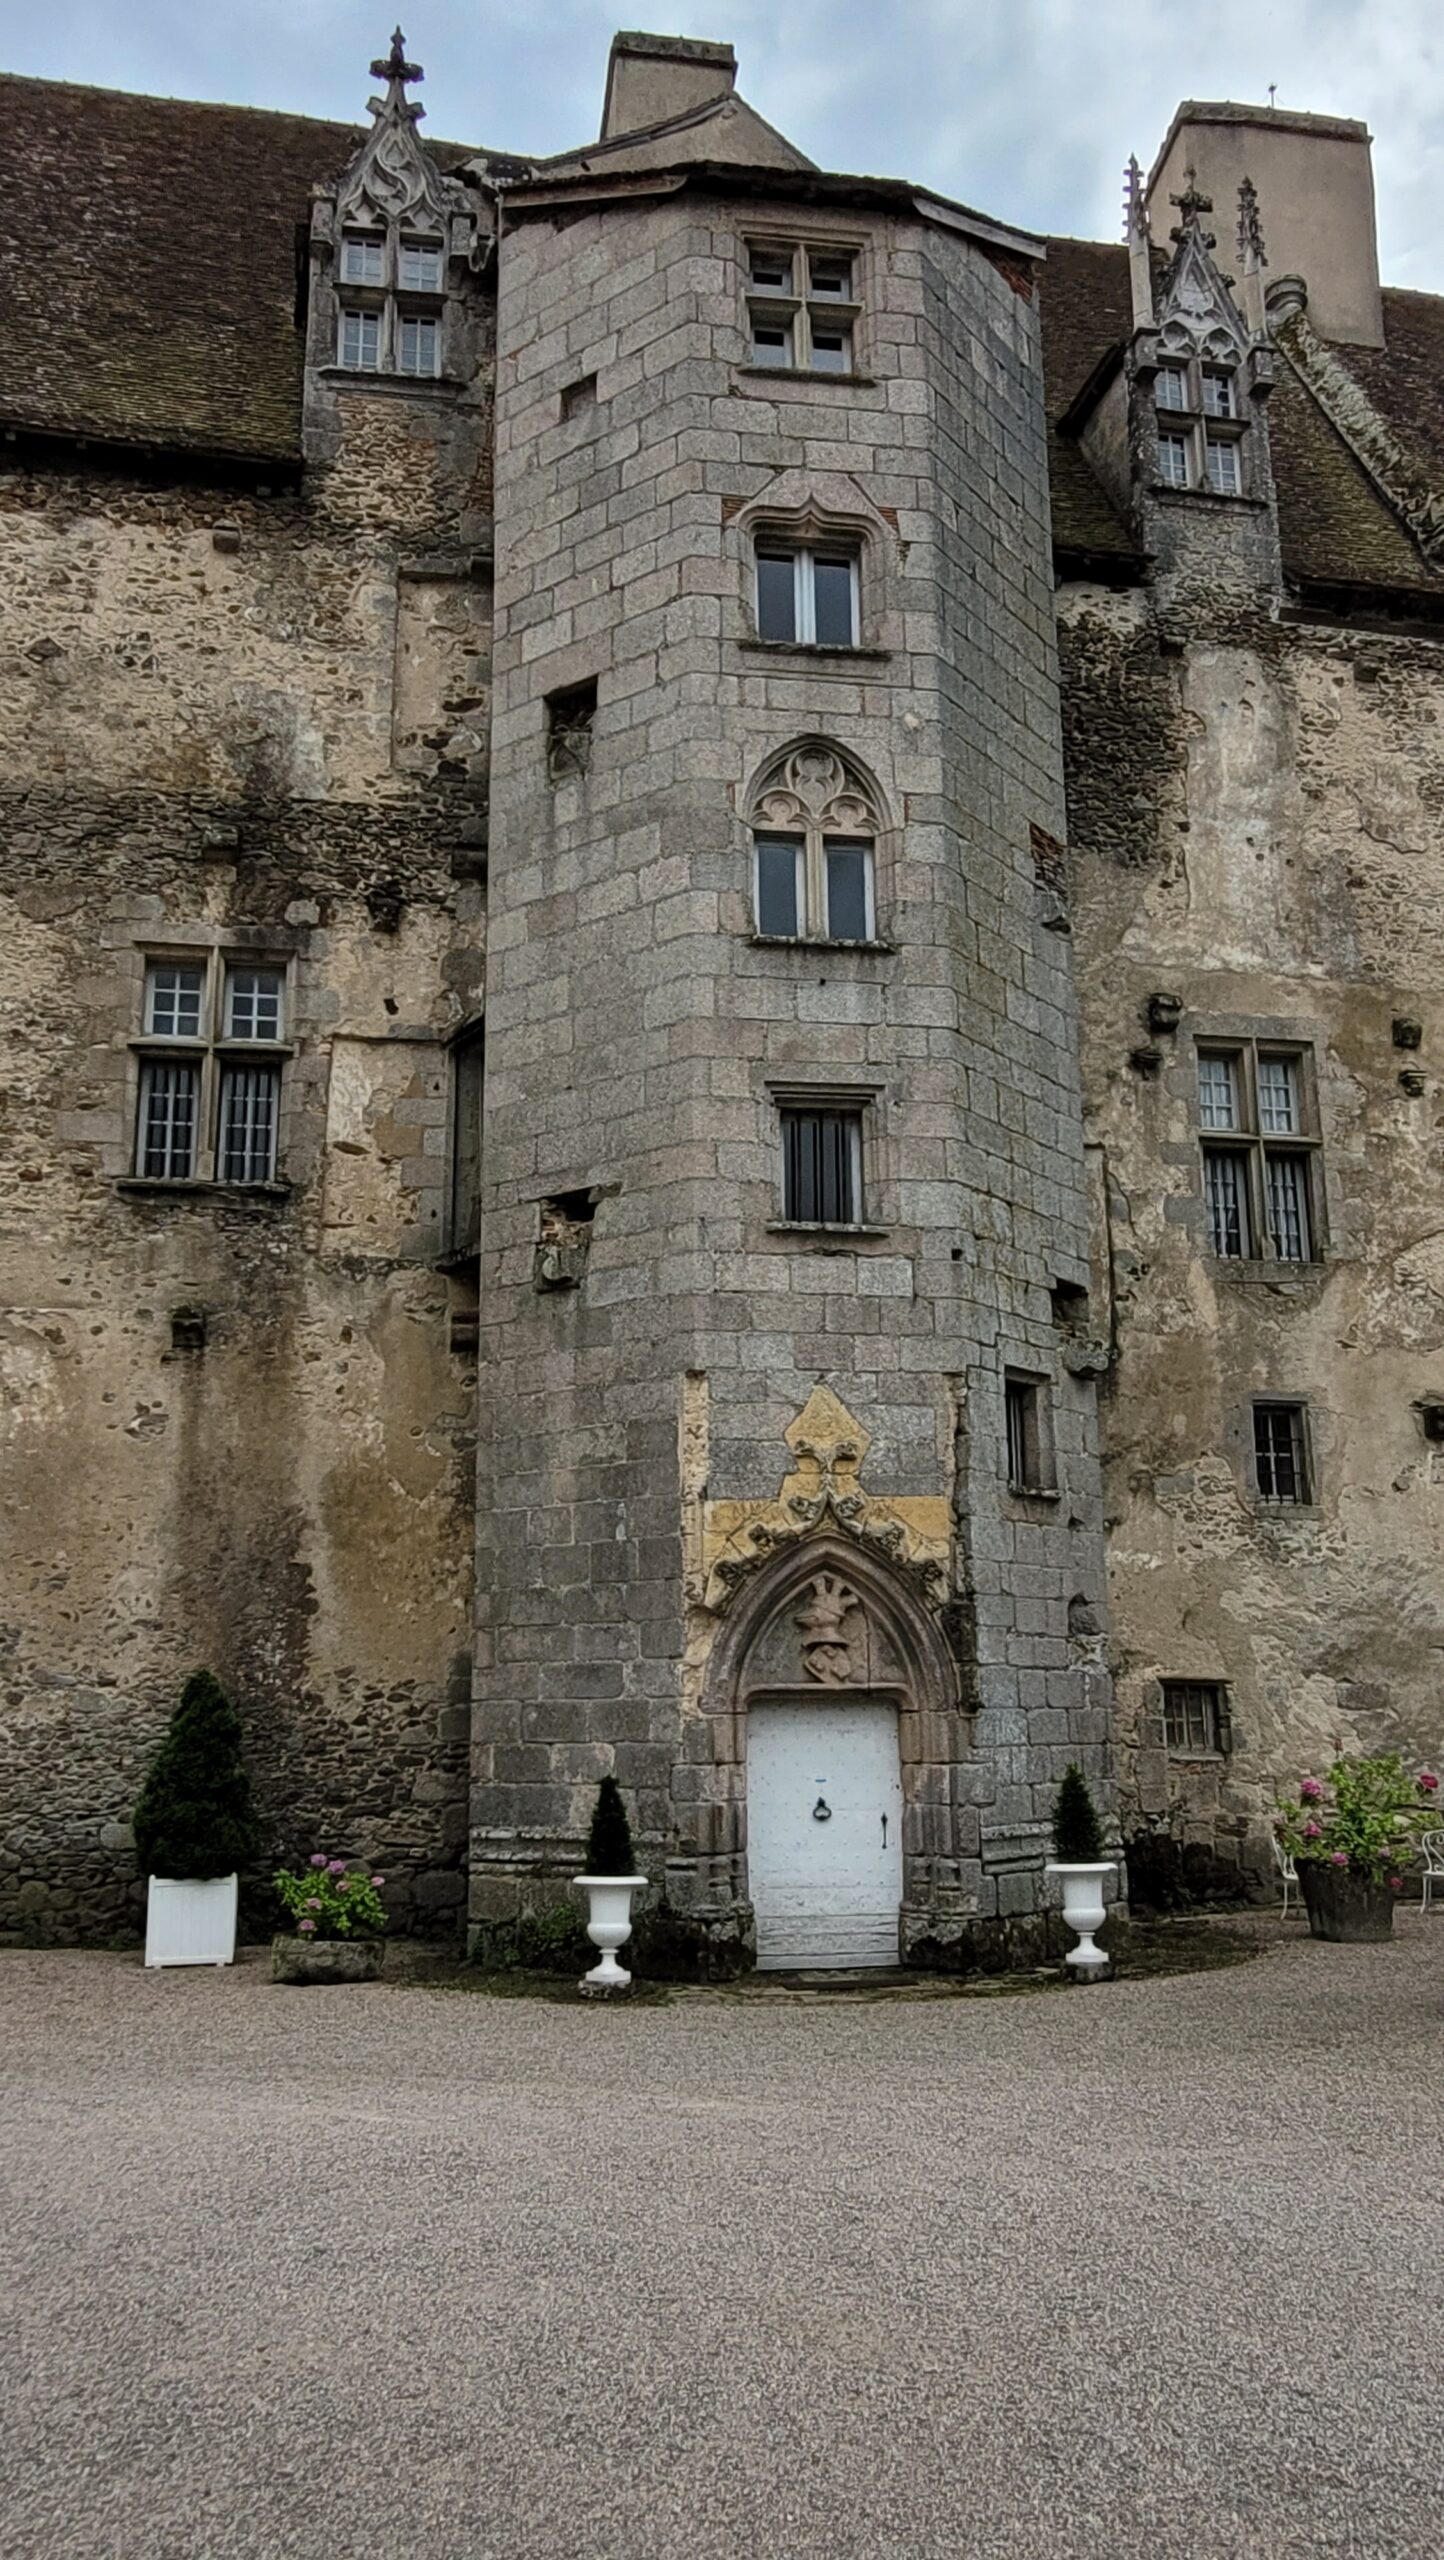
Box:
[582,1774,638,1877]
[1052,1762,1105,1864]
[133,1670,259,1881]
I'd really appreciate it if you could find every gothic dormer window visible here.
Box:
[313,30,484,388]
[1142,176,1255,500]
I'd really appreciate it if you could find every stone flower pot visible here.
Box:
[1044,1861,1116,1978]
[1299,1862,1396,1943]
[571,1874,646,1990]
[271,1934,386,1986]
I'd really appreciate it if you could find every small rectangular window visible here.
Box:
[137,1059,199,1179]
[399,237,444,291]
[1156,367,1188,412]
[751,319,793,368]
[219,1063,280,1184]
[1162,1680,1226,1755]
[1257,1055,1299,1134]
[754,544,857,647]
[1004,1372,1054,1495]
[1266,1151,1312,1262]
[545,678,598,783]
[224,968,283,1043]
[780,1107,862,1225]
[754,835,804,937]
[749,249,794,295]
[1205,1148,1251,1258]
[339,308,381,371]
[1202,371,1235,418]
[144,963,205,1040]
[807,254,853,300]
[809,326,851,374]
[1206,436,1240,495]
[1197,1052,1240,1131]
[340,232,384,285]
[1254,1403,1311,1504]
[448,1024,485,1256]
[397,314,440,378]
[823,841,873,942]
[1158,432,1190,488]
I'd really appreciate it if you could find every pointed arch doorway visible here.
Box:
[702,1535,962,1972]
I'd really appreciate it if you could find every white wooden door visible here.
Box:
[747,1701,904,1970]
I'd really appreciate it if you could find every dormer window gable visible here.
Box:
[1137,172,1264,502]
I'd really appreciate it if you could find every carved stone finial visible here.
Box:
[1169,169,1216,251]
[1123,155,1147,244]
[371,26,423,88]
[1237,173,1268,272]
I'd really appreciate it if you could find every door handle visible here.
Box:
[881,1813,888,1848]
[812,1797,832,1822]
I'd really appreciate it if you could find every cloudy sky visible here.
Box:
[5,0,1441,288]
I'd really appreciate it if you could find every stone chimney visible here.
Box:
[1146,102,1383,349]
[600,31,737,140]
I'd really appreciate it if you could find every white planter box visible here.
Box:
[144,1874,238,1968]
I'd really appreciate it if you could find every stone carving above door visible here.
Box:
[795,1573,863,1683]
[693,1385,950,1616]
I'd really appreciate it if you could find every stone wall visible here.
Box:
[1063,578,1444,1885]
[473,185,1113,1970]
[0,440,488,1942]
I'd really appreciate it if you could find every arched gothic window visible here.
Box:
[746,741,884,944]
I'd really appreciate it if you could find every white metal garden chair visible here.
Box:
[1272,1832,1301,1918]
[1421,1832,1444,1912]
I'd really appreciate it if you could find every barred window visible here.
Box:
[132,954,288,1187]
[219,1065,280,1184]
[138,1059,199,1180]
[779,1107,862,1225]
[1163,1681,1228,1755]
[1254,1402,1311,1504]
[1195,1040,1321,1265]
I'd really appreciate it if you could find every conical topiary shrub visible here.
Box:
[581,1774,638,1877]
[133,1670,259,1881]
[1052,1762,1105,1863]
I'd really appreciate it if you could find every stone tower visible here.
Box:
[468,36,1114,1970]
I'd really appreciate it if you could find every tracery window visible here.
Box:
[1151,331,1246,495]
[747,743,883,944]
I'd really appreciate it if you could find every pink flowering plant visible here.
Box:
[1275,1753,1438,1885]
[273,1854,388,1940]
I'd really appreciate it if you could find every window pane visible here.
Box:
[1202,370,1235,418]
[781,1109,859,1224]
[339,309,380,370]
[1156,367,1188,411]
[749,251,792,294]
[1159,432,1189,487]
[1206,437,1239,494]
[1258,1056,1299,1133]
[1163,1682,1221,1753]
[807,255,852,300]
[755,549,797,642]
[399,238,444,291]
[1205,1149,1250,1257]
[225,968,283,1042]
[341,232,384,284]
[812,554,856,647]
[809,328,850,373]
[144,964,204,1039]
[1197,1053,1239,1130]
[1267,1152,1311,1262]
[755,836,802,936]
[824,841,872,941]
[219,1064,279,1184]
[137,1059,198,1179]
[397,315,439,377]
[1255,1404,1307,1503]
[751,321,793,367]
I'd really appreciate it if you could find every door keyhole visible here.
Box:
[812,1797,832,1822]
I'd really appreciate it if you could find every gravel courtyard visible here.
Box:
[5,1925,1444,2560]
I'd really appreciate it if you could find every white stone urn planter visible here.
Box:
[1044,1862,1116,1979]
[144,1874,238,1968]
[571,1874,646,1991]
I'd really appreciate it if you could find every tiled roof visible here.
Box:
[0,75,468,468]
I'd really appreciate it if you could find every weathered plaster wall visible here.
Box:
[1063,581,1444,1881]
[0,444,488,1942]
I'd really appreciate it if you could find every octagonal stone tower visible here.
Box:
[469,47,1114,1972]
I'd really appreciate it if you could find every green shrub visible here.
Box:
[133,1670,259,1881]
[1052,1762,1104,1863]
[274,1857,388,1940]
[582,1774,638,1876]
